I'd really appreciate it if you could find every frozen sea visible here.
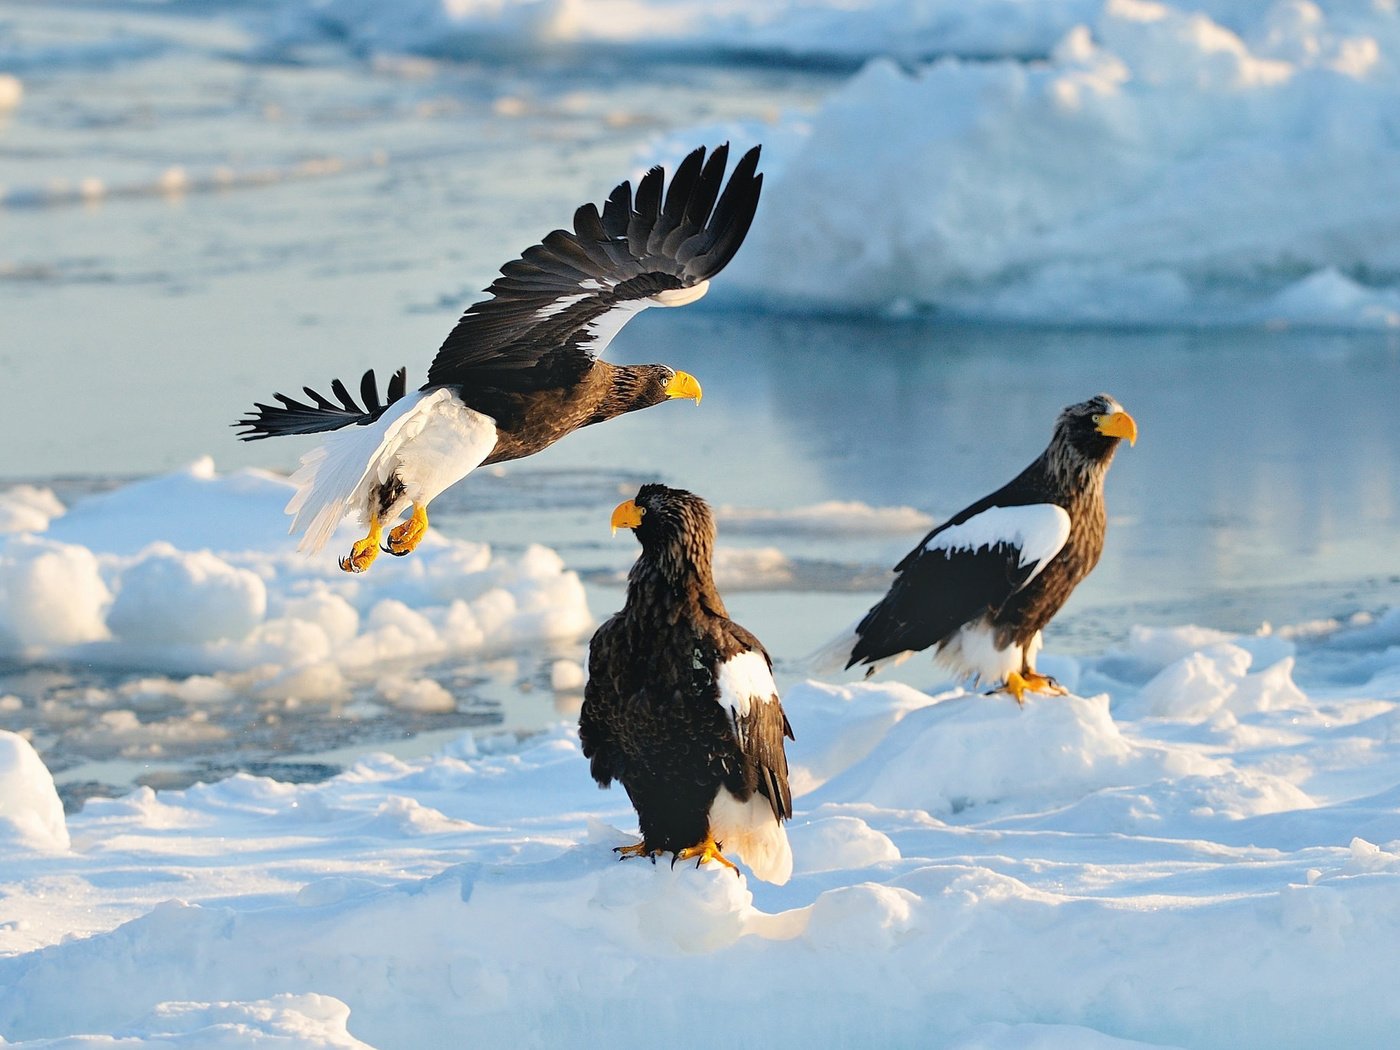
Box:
[3,2,1400,1048]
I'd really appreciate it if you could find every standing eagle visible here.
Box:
[580,484,795,884]
[234,144,762,573]
[820,394,1138,703]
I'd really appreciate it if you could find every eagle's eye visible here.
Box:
[637,506,646,518]
[1091,414,1103,424]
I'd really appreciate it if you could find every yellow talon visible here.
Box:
[614,840,661,863]
[338,523,383,573]
[673,835,740,877]
[1000,669,1067,706]
[384,504,429,557]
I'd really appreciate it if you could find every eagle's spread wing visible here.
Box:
[714,636,794,823]
[425,143,762,392]
[847,503,1071,669]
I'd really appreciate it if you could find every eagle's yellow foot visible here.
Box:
[1000,669,1067,706]
[614,840,662,864]
[383,504,428,558]
[672,836,741,878]
[1023,670,1067,695]
[338,524,383,573]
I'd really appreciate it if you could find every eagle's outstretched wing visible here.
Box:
[425,143,762,392]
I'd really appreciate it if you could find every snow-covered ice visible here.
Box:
[4,612,1400,1047]
[729,0,1400,327]
[0,458,591,678]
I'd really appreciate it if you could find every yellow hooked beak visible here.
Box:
[1094,409,1138,446]
[610,498,644,536]
[664,370,703,405]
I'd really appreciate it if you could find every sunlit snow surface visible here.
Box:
[4,609,1400,1048]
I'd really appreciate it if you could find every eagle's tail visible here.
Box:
[806,618,863,675]
[709,790,793,886]
[233,367,409,440]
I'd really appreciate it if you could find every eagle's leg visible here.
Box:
[614,840,662,864]
[338,521,383,574]
[672,836,741,878]
[383,502,429,557]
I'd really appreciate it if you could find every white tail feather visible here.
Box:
[709,789,793,885]
[285,389,490,554]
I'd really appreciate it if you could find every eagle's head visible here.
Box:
[610,482,716,579]
[1053,394,1138,471]
[618,365,703,412]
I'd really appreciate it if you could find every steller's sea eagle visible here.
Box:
[580,483,795,884]
[817,394,1138,704]
[235,144,762,572]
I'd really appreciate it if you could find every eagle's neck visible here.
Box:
[1043,437,1115,498]
[626,533,728,622]
[585,362,670,427]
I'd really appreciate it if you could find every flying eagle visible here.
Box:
[819,394,1138,704]
[234,144,762,572]
[580,484,795,884]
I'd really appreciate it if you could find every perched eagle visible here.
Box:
[819,394,1138,704]
[580,484,795,884]
[235,144,762,572]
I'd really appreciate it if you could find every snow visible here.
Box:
[0,731,69,852]
[0,460,594,681]
[4,612,1400,1047]
[728,0,1400,327]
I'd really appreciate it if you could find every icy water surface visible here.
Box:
[4,2,1399,806]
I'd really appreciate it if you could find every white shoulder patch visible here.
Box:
[924,503,1071,584]
[715,649,777,722]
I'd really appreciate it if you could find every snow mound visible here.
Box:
[808,688,1186,815]
[734,1,1400,328]
[0,731,69,852]
[0,460,593,682]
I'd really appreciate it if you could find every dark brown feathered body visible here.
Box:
[580,485,795,883]
[478,361,677,465]
[828,394,1137,696]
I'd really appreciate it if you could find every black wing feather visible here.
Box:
[847,536,1041,669]
[425,144,762,390]
[233,367,408,440]
[720,627,794,823]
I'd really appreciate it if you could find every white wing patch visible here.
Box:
[579,299,649,357]
[532,292,591,321]
[715,649,778,725]
[924,503,1071,585]
[285,389,497,554]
